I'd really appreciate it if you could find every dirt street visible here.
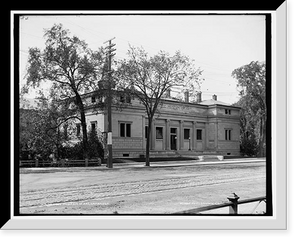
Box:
[19,160,266,214]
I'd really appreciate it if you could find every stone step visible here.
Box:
[173,151,223,161]
[149,151,177,157]
[148,150,224,161]
[198,155,224,161]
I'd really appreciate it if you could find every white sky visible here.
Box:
[19,14,266,104]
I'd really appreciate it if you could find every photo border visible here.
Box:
[1,2,288,230]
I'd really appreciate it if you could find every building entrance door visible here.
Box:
[170,128,177,150]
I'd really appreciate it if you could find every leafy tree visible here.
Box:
[234,98,259,156]
[19,94,77,160]
[116,46,203,166]
[232,61,266,157]
[87,128,104,159]
[22,23,105,159]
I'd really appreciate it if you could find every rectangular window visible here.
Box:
[126,123,131,137]
[225,109,231,115]
[225,129,232,140]
[126,96,131,103]
[120,122,131,137]
[170,128,177,134]
[91,121,97,131]
[184,129,190,139]
[120,123,125,137]
[63,123,68,140]
[120,95,131,103]
[156,127,163,139]
[196,129,202,140]
[91,96,96,103]
[120,95,125,103]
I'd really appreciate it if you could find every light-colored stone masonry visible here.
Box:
[82,92,241,158]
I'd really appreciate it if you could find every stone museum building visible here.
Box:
[79,90,241,158]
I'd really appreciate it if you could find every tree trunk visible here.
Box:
[145,117,152,166]
[80,109,89,159]
[74,92,89,159]
[258,115,266,157]
[261,116,266,157]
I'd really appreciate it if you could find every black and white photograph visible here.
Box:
[4,5,288,230]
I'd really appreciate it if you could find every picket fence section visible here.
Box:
[19,158,102,167]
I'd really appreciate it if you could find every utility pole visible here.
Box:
[103,37,116,169]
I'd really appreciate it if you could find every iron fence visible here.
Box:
[174,194,266,214]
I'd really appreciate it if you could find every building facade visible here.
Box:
[80,91,241,158]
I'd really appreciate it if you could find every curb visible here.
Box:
[20,159,266,172]
[111,158,266,169]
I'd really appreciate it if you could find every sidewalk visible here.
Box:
[21,158,266,173]
[109,157,266,169]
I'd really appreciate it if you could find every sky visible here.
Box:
[19,14,266,105]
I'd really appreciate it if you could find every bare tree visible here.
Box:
[116,46,203,166]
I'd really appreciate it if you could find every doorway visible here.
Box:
[170,128,177,150]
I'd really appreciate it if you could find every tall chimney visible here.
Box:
[184,90,189,103]
[197,91,202,103]
[212,94,217,101]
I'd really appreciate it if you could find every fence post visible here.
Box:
[35,158,39,167]
[227,193,240,214]
[85,158,88,167]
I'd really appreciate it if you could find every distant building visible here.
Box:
[79,90,241,158]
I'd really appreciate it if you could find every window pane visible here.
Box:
[120,123,125,137]
[156,127,163,139]
[76,124,81,136]
[170,128,176,134]
[184,129,190,139]
[225,129,231,140]
[197,129,202,140]
[126,96,131,103]
[126,123,131,137]
[120,95,125,103]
